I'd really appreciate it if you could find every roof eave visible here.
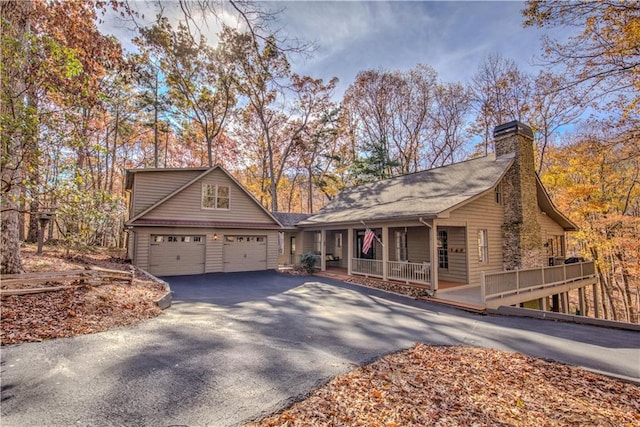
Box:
[536,176,578,231]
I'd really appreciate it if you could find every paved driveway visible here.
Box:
[1,271,639,426]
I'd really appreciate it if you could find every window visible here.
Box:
[193,236,202,243]
[153,236,164,243]
[314,232,322,253]
[478,229,489,263]
[395,230,408,262]
[335,233,342,248]
[495,183,502,204]
[549,235,565,257]
[437,230,448,269]
[167,236,178,242]
[181,236,191,243]
[202,184,230,209]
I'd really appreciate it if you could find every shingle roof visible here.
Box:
[298,154,515,226]
[271,212,312,228]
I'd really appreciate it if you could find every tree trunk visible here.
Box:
[0,0,29,273]
[109,106,119,192]
[615,252,638,323]
[153,72,159,168]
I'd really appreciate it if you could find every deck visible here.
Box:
[315,261,597,313]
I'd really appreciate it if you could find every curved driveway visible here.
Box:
[1,271,639,426]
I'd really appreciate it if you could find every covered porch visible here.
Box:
[299,220,471,292]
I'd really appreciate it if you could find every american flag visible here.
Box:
[362,229,375,254]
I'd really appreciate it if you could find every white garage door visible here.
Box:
[149,235,205,276]
[223,235,267,272]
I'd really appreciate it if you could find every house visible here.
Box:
[280,121,596,310]
[284,121,574,283]
[124,166,282,276]
[125,121,596,312]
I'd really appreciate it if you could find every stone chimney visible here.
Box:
[494,121,543,270]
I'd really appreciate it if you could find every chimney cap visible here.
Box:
[493,120,533,139]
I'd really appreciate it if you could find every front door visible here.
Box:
[356,230,376,259]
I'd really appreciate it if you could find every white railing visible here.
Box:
[352,258,383,277]
[481,261,597,302]
[387,261,431,285]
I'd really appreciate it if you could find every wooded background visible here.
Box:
[1,0,638,322]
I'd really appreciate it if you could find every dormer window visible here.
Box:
[202,184,230,209]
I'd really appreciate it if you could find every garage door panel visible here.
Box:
[149,235,205,276]
[223,235,267,272]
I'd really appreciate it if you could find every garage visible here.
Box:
[223,235,267,272]
[149,234,205,276]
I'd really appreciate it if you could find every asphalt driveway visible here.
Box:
[1,271,639,426]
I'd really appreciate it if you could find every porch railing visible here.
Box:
[352,258,383,277]
[351,258,431,285]
[481,261,597,302]
[387,261,431,285]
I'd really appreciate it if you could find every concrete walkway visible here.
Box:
[1,272,638,427]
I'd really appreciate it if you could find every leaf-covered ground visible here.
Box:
[249,343,640,427]
[1,246,167,345]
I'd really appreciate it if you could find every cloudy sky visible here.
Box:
[106,1,561,97]
[277,1,547,93]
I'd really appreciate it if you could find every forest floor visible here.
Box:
[249,343,640,426]
[1,245,167,345]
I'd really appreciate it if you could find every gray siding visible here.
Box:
[131,170,203,217]
[538,211,565,240]
[408,227,430,264]
[387,227,430,263]
[445,190,505,285]
[143,169,276,224]
[437,226,467,283]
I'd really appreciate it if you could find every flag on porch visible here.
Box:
[362,229,375,254]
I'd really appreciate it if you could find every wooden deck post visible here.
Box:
[578,287,586,316]
[592,283,600,319]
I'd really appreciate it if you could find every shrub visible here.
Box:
[299,252,318,273]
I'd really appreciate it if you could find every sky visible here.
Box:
[103,1,559,99]
[277,1,547,94]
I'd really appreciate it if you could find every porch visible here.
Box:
[303,223,445,290]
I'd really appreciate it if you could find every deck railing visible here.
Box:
[387,261,431,285]
[351,258,431,285]
[481,261,596,302]
[351,258,383,277]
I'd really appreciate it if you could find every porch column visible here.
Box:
[431,221,439,291]
[382,225,389,281]
[560,292,569,314]
[347,228,353,275]
[578,287,586,316]
[320,229,327,271]
[539,297,548,311]
[592,283,600,318]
